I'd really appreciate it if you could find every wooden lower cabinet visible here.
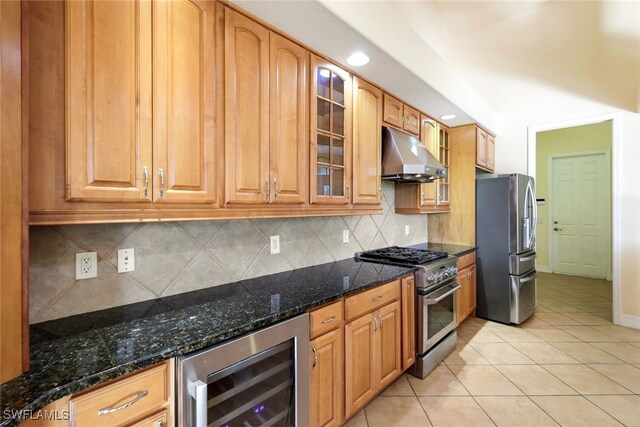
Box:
[456,252,477,324]
[344,301,402,419]
[401,276,416,370]
[310,328,344,427]
[344,312,376,418]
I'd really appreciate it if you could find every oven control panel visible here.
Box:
[425,265,458,285]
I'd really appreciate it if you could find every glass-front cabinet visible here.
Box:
[310,55,352,204]
[436,126,450,207]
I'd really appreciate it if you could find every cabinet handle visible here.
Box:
[312,345,318,368]
[98,390,148,415]
[346,185,350,199]
[373,314,379,332]
[378,314,383,329]
[320,315,336,324]
[264,178,270,202]
[155,419,164,427]
[371,295,383,302]
[158,168,165,198]
[143,166,149,197]
[273,177,279,201]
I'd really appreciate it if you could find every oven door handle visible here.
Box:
[424,284,461,305]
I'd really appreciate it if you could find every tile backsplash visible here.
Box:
[29,183,428,323]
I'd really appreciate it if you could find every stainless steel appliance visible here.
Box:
[178,315,310,427]
[381,126,447,183]
[476,174,538,324]
[356,247,460,379]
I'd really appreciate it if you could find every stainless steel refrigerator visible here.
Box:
[476,174,537,324]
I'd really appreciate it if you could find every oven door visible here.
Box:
[417,280,461,354]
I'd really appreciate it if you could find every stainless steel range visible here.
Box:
[356,246,460,378]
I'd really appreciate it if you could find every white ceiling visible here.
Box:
[232,0,483,127]
[431,0,549,39]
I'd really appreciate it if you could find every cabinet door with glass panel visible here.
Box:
[436,126,450,208]
[310,55,352,204]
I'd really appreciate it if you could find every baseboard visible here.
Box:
[618,314,640,330]
[536,265,551,273]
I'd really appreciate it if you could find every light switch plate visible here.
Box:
[270,235,280,254]
[117,248,135,273]
[75,252,97,280]
[343,229,349,243]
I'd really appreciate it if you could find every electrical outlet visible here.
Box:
[405,225,410,235]
[117,248,135,273]
[270,235,280,254]
[75,252,97,280]
[343,229,349,243]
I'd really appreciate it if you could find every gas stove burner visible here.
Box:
[356,246,448,265]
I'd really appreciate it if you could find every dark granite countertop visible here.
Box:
[1,257,416,426]
[409,242,476,256]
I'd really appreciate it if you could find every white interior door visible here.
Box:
[551,153,610,278]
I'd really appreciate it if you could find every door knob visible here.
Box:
[554,227,562,231]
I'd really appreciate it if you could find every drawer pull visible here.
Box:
[156,420,165,427]
[320,315,336,324]
[97,390,148,416]
[372,295,383,302]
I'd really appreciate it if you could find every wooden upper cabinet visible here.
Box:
[153,0,217,204]
[403,106,420,135]
[436,126,451,207]
[382,93,419,135]
[486,135,496,171]
[352,77,382,205]
[269,33,308,204]
[475,126,495,172]
[310,55,352,205]
[382,93,403,129]
[476,127,488,168]
[224,8,270,204]
[419,116,439,207]
[66,0,153,202]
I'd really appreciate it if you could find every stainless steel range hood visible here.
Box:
[381,126,447,183]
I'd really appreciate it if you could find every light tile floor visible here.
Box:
[345,273,640,427]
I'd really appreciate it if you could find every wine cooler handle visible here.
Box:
[193,380,207,427]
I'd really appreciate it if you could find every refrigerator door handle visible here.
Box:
[524,179,536,250]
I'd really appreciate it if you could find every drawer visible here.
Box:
[129,409,168,427]
[70,363,168,427]
[457,251,476,269]
[345,280,400,321]
[309,300,344,339]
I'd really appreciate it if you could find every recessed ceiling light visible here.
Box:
[346,52,370,67]
[440,114,456,120]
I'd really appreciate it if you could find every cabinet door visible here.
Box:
[66,0,152,202]
[224,8,270,204]
[345,313,375,418]
[382,93,403,128]
[486,135,496,172]
[352,77,382,205]
[153,0,217,204]
[437,126,450,207]
[467,265,477,316]
[401,276,416,371]
[403,105,420,135]
[269,33,308,204]
[476,127,487,168]
[310,55,352,204]
[375,301,402,389]
[419,116,438,207]
[310,329,344,427]
[456,268,469,325]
